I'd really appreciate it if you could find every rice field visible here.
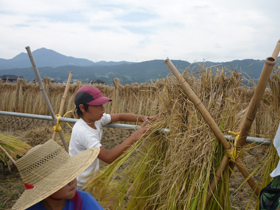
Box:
[1,63,280,209]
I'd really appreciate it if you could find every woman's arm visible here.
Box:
[110,113,147,123]
[110,113,160,123]
[98,120,149,163]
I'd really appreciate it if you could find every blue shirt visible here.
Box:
[27,190,103,210]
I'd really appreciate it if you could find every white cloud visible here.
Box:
[0,0,279,62]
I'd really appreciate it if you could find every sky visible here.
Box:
[0,0,279,63]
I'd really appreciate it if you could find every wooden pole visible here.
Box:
[0,145,17,166]
[164,58,232,202]
[206,155,228,203]
[229,40,280,174]
[25,46,68,151]
[235,40,280,132]
[237,39,280,132]
[236,57,276,147]
[225,57,275,195]
[164,58,231,150]
[206,156,260,202]
[51,71,73,140]
[235,158,260,194]
[272,39,280,60]
[229,57,276,169]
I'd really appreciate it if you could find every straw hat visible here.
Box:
[12,139,100,210]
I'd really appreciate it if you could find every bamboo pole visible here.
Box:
[25,46,68,151]
[164,58,232,203]
[229,40,280,174]
[272,39,280,60]
[164,58,231,150]
[226,57,275,196]
[229,57,276,172]
[0,145,17,166]
[236,40,280,132]
[235,158,260,194]
[206,155,228,203]
[51,72,73,140]
[237,39,280,130]
[212,59,276,196]
[236,57,275,147]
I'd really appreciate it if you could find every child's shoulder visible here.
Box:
[99,113,111,124]
[77,189,90,197]
[72,119,89,131]
[77,190,95,200]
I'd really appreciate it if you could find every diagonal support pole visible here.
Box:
[229,40,280,175]
[272,40,280,60]
[235,40,280,133]
[51,71,73,140]
[235,57,275,147]
[25,46,68,151]
[164,58,231,150]
[227,57,276,185]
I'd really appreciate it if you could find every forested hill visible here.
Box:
[0,48,278,85]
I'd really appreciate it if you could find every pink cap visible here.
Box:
[74,86,112,106]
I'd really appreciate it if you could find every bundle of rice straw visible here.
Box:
[0,133,31,166]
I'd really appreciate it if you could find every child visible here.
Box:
[12,139,103,210]
[69,86,157,189]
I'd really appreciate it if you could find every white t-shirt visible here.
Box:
[270,123,280,177]
[69,113,111,187]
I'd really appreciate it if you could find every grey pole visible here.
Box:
[0,111,169,134]
[25,46,68,151]
[0,111,271,145]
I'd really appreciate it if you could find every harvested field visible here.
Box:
[0,118,133,209]
[0,118,271,210]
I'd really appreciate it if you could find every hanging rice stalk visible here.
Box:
[0,133,31,165]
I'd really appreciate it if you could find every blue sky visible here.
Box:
[0,0,279,63]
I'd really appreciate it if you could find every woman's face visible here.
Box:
[50,178,77,199]
[81,104,105,123]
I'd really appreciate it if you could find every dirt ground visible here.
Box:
[0,116,269,210]
[0,116,134,209]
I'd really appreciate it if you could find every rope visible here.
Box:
[63,111,74,129]
[53,110,74,132]
[224,131,242,161]
[53,114,62,132]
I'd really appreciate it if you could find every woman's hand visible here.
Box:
[131,120,150,141]
[146,113,161,121]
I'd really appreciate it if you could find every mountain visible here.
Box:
[0,59,271,86]
[0,48,279,86]
[203,59,266,79]
[0,48,132,70]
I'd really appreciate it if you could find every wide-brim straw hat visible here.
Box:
[12,139,100,210]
